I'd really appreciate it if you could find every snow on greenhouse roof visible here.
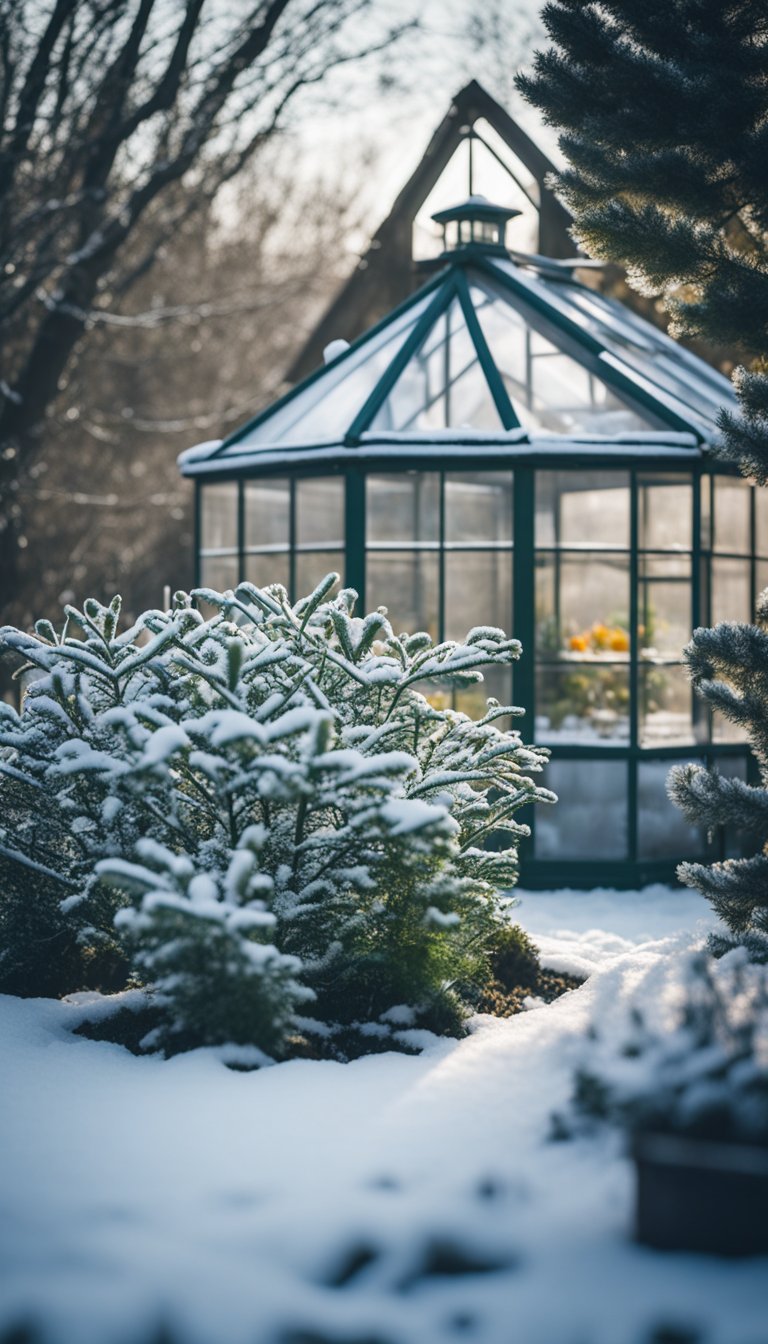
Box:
[179,243,735,479]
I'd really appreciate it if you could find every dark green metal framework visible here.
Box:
[180,202,749,888]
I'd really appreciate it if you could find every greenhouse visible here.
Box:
[179,197,756,887]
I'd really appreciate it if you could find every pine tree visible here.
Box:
[518,0,768,955]
[517,0,768,477]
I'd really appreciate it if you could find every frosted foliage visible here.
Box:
[0,580,552,1060]
[569,948,768,1146]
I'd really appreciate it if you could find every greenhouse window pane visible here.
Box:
[711,556,751,625]
[700,475,713,550]
[536,663,629,742]
[638,475,692,550]
[366,474,439,544]
[756,487,768,559]
[366,551,439,639]
[535,553,630,656]
[295,551,344,601]
[451,667,514,721]
[238,292,434,446]
[444,551,513,641]
[444,472,513,543]
[243,552,289,594]
[368,298,503,432]
[244,479,289,550]
[638,555,691,658]
[200,554,239,591]
[295,477,344,547]
[536,471,629,549]
[717,756,752,858]
[638,760,704,860]
[714,476,751,555]
[201,483,238,551]
[712,706,751,744]
[639,663,693,746]
[470,279,652,435]
[535,759,628,859]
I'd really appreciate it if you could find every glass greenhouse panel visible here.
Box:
[200,554,239,591]
[366,551,439,639]
[638,555,691,658]
[201,483,238,550]
[366,474,440,544]
[470,279,652,435]
[295,477,344,547]
[756,488,768,558]
[295,551,344,600]
[444,472,513,543]
[535,554,630,655]
[368,298,503,432]
[714,476,751,555]
[536,471,629,549]
[639,663,693,747]
[637,760,705,860]
[444,551,513,642]
[717,756,752,858]
[244,479,289,549]
[236,292,434,446]
[535,759,628,859]
[244,552,289,593]
[638,475,693,550]
[711,556,752,625]
[451,666,514,722]
[536,663,629,742]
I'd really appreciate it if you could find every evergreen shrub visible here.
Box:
[559,950,768,1148]
[0,578,553,1061]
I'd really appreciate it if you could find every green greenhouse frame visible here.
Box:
[180,199,758,888]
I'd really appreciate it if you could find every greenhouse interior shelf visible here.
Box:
[179,196,754,887]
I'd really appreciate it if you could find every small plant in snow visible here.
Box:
[0,577,554,1060]
[561,950,768,1148]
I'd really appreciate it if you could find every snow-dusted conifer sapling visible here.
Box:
[0,577,554,1060]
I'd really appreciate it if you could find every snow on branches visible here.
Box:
[0,578,554,1060]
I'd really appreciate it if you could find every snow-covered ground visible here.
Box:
[1,886,765,1344]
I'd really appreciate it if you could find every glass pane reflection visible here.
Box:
[536,471,629,549]
[711,557,752,625]
[444,472,513,543]
[714,476,751,555]
[202,483,238,551]
[536,663,630,742]
[640,663,693,746]
[296,478,344,546]
[536,759,627,859]
[444,551,513,641]
[639,475,692,550]
[536,553,630,655]
[638,760,704,859]
[367,474,440,544]
[244,479,289,550]
[366,551,439,638]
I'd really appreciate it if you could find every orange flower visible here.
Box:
[569,633,589,652]
[591,622,610,649]
[609,628,629,652]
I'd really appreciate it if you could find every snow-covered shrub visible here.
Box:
[565,950,768,1146]
[0,579,553,1058]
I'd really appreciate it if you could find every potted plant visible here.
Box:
[568,950,768,1255]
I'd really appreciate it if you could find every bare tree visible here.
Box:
[0,0,405,613]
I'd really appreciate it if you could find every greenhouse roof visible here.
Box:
[179,204,735,479]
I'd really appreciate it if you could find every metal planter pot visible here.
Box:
[633,1130,768,1255]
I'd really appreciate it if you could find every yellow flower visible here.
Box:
[609,628,629,652]
[569,633,589,652]
[591,622,610,649]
